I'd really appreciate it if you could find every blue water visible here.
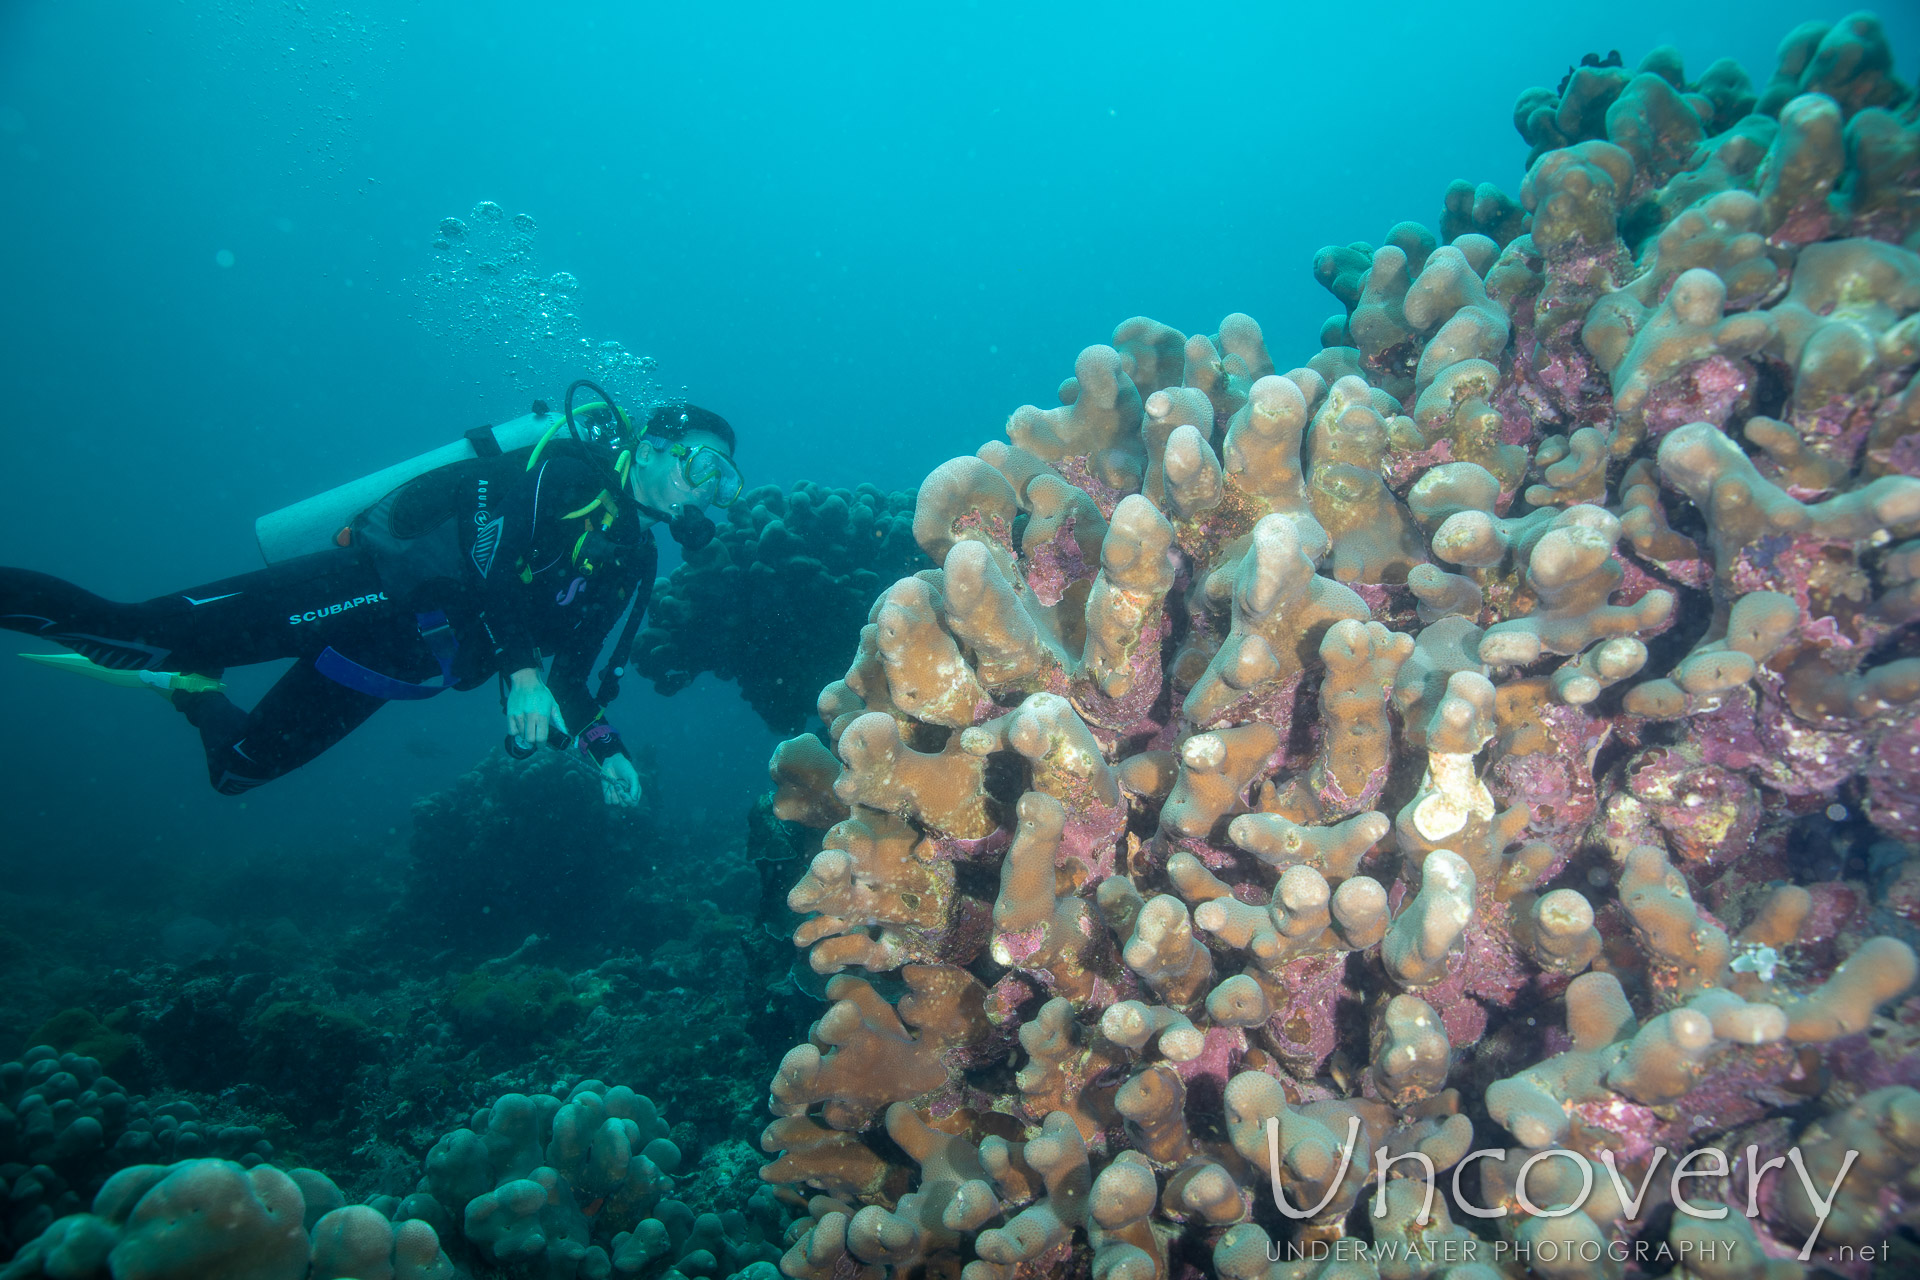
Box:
[1,0,1913,880]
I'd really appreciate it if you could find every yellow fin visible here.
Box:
[19,652,224,697]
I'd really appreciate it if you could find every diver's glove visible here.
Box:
[599,752,642,807]
[506,668,568,746]
[668,507,717,553]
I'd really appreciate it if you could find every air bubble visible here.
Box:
[214,249,236,268]
[1826,804,1848,821]
[416,203,658,407]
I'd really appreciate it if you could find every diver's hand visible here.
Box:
[506,668,568,746]
[600,752,642,807]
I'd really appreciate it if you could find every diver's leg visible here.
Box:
[176,656,390,795]
[0,549,398,672]
[0,568,178,669]
[178,611,445,795]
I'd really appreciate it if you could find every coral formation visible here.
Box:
[5,13,1920,1280]
[0,1067,787,1280]
[757,18,1920,1280]
[0,1047,275,1261]
[0,736,816,1277]
[634,482,930,733]
[402,748,661,957]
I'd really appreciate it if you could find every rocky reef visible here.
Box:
[760,14,1920,1280]
[0,745,810,1278]
[402,748,663,958]
[634,482,929,734]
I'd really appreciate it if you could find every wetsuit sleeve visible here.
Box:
[548,538,656,763]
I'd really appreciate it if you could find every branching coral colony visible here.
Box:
[763,14,1920,1280]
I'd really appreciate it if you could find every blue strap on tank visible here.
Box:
[313,611,459,701]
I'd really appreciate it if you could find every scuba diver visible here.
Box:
[0,382,740,806]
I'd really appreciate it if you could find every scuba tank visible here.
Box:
[256,385,660,718]
[253,408,562,564]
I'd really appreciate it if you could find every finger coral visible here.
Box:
[755,16,1920,1278]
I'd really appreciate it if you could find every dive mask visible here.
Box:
[666,441,744,507]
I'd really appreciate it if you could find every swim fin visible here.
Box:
[18,652,225,699]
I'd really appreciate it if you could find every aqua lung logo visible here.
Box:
[288,592,387,625]
[472,478,503,578]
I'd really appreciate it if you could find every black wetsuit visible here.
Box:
[0,442,654,794]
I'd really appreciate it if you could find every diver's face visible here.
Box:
[630,429,733,521]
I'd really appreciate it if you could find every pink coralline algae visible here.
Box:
[760,15,1920,1280]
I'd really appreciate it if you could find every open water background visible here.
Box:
[1,1,1913,889]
